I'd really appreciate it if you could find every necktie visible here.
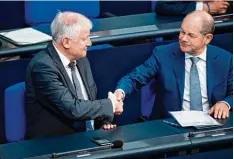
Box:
[190,57,203,111]
[68,61,93,131]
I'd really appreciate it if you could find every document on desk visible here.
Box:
[169,111,222,127]
[0,27,52,45]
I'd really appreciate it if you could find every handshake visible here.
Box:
[108,90,125,115]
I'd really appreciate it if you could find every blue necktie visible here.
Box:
[69,62,93,131]
[190,57,203,111]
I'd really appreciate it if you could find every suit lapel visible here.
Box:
[47,43,77,98]
[76,59,92,100]
[206,45,218,105]
[172,47,185,107]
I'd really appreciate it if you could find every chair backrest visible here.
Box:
[25,1,100,26]
[0,1,25,30]
[151,0,157,12]
[4,82,26,142]
[141,79,156,119]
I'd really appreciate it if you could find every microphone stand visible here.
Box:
[51,144,112,158]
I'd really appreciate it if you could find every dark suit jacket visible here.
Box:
[116,42,233,119]
[25,42,113,139]
[155,1,196,16]
[155,1,233,16]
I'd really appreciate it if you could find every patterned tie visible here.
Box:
[68,61,94,131]
[190,57,203,111]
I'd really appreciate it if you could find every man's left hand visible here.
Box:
[209,102,230,119]
[102,123,117,130]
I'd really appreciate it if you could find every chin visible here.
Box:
[82,52,87,58]
[180,46,191,53]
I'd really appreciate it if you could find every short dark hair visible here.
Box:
[200,19,215,35]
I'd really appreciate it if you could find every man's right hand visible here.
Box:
[108,92,123,115]
[114,89,124,101]
[115,100,123,115]
[204,1,230,15]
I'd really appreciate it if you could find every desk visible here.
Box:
[0,13,232,57]
[20,120,191,159]
[0,142,35,159]
[0,113,232,159]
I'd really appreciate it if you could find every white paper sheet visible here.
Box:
[169,111,222,127]
[0,28,52,45]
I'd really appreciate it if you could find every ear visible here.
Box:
[61,37,70,49]
[205,33,213,45]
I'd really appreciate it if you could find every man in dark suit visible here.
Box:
[155,1,232,16]
[25,11,123,139]
[114,11,232,120]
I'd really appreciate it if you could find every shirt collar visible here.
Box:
[53,42,75,68]
[185,47,207,62]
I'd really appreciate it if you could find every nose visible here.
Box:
[87,38,92,46]
[179,34,188,42]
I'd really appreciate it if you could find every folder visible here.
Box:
[0,28,52,46]
[169,111,223,128]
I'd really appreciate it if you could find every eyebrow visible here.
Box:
[180,28,197,36]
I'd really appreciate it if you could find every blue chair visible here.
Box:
[24,1,100,34]
[24,1,113,51]
[4,82,26,142]
[25,1,100,26]
[0,1,24,30]
[151,0,157,12]
[140,79,156,120]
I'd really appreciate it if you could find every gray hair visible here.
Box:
[51,11,93,43]
[200,19,215,35]
[185,10,215,36]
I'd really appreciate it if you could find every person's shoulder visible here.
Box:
[32,50,50,62]
[153,42,179,53]
[28,48,53,69]
[208,44,232,59]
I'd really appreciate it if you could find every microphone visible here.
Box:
[111,140,123,148]
[51,140,123,158]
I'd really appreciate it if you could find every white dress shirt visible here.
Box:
[53,43,94,128]
[119,46,230,113]
[196,2,203,11]
[183,48,210,112]
[183,48,230,112]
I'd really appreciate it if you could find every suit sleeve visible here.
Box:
[223,56,233,108]
[155,2,196,15]
[116,47,160,95]
[31,61,114,121]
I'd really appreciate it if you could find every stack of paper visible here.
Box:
[0,28,52,46]
[169,111,222,127]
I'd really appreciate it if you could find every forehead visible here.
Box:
[181,17,202,34]
[79,28,90,37]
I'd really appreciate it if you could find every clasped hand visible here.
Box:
[102,91,124,130]
[108,91,124,115]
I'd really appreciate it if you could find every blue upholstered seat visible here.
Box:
[141,79,156,119]
[5,82,26,142]
[25,1,100,26]
[25,1,112,50]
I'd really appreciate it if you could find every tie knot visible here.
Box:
[190,57,199,65]
[68,61,76,69]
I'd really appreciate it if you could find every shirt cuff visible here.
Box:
[218,101,231,109]
[116,88,125,100]
[109,98,115,113]
[196,2,203,10]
